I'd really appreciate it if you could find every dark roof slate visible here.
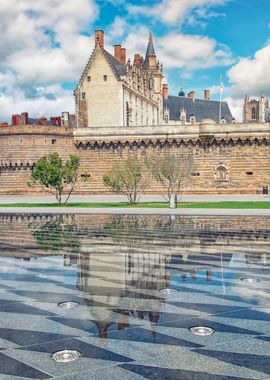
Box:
[28,118,57,126]
[164,96,233,123]
[102,49,127,79]
[144,33,156,68]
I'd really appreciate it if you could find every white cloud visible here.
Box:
[227,44,270,97]
[0,84,74,120]
[120,28,233,70]
[129,0,227,24]
[0,0,98,120]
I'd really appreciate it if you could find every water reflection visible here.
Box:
[0,213,270,345]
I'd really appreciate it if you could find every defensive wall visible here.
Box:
[0,125,75,194]
[74,122,270,194]
[0,122,270,194]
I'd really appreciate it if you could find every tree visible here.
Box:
[103,156,148,204]
[29,153,86,205]
[146,152,194,207]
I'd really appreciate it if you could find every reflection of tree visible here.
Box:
[103,214,195,252]
[29,215,80,254]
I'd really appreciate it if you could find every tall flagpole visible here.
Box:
[219,75,223,123]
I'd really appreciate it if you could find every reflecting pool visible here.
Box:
[0,214,270,379]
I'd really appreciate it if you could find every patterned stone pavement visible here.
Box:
[0,214,269,379]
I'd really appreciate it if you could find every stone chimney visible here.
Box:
[204,89,210,100]
[134,54,142,67]
[95,30,104,48]
[114,44,121,61]
[163,84,169,99]
[188,91,196,101]
[120,47,126,65]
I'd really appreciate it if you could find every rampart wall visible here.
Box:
[0,122,270,194]
[0,125,75,194]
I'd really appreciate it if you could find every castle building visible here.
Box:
[75,30,234,128]
[163,88,234,125]
[243,92,270,123]
[74,30,164,128]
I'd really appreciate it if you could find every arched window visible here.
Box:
[252,107,256,119]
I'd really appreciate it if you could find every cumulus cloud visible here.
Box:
[120,27,233,71]
[129,0,227,25]
[227,44,270,97]
[0,0,98,120]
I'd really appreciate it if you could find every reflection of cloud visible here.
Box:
[229,254,270,313]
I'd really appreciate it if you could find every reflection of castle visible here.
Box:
[76,249,168,341]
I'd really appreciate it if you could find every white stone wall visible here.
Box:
[79,47,123,127]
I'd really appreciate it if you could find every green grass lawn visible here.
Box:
[0,201,270,209]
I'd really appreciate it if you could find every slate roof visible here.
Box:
[164,95,234,123]
[102,49,127,79]
[28,118,58,126]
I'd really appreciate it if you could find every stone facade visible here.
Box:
[74,31,163,128]
[0,122,270,195]
[243,93,270,123]
[0,125,75,194]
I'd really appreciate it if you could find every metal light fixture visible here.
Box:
[240,277,260,284]
[52,349,81,363]
[160,288,178,295]
[189,326,215,336]
[57,301,80,309]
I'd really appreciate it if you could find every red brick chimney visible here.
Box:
[204,89,210,100]
[134,54,142,67]
[188,91,196,101]
[114,44,121,61]
[12,114,21,126]
[95,30,104,48]
[120,47,126,65]
[39,117,47,126]
[163,84,169,99]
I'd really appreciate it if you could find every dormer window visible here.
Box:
[220,118,226,124]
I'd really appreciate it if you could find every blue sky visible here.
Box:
[0,0,269,121]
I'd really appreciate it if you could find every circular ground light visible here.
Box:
[52,349,81,363]
[240,277,260,284]
[189,326,215,336]
[160,288,178,295]
[57,301,80,309]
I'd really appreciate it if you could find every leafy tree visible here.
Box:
[146,152,194,207]
[103,156,148,204]
[29,153,86,205]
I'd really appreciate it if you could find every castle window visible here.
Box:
[190,116,195,124]
[246,171,253,176]
[103,75,107,81]
[126,102,130,127]
[51,139,56,145]
[252,107,256,119]
[215,164,228,182]
[87,76,91,82]
[82,92,86,100]
[192,172,200,176]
